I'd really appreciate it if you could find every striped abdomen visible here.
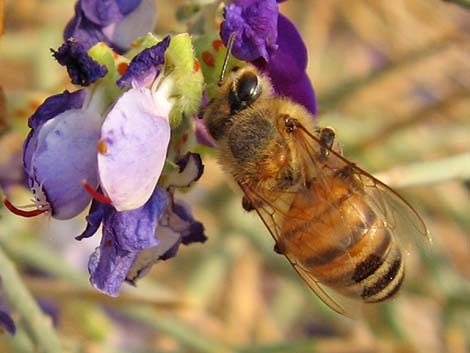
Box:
[280,177,405,303]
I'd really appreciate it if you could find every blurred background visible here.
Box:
[0,0,469,352]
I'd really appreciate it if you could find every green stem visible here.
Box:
[120,307,235,353]
[374,152,470,188]
[0,245,63,353]
[443,0,470,9]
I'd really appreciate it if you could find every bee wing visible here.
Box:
[289,257,360,317]
[296,125,431,247]
[238,122,429,317]
[239,182,361,317]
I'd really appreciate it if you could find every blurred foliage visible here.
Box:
[0,0,469,353]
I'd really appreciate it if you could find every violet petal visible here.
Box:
[76,199,111,240]
[255,14,317,115]
[64,0,155,54]
[89,187,167,295]
[98,88,171,211]
[166,152,204,188]
[64,3,109,50]
[168,199,207,245]
[220,0,278,62]
[27,90,87,130]
[52,40,108,86]
[102,187,167,251]
[194,115,217,147]
[116,35,170,89]
[0,310,16,335]
[88,233,137,296]
[277,72,316,116]
[80,0,141,26]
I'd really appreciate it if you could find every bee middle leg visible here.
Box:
[319,127,336,160]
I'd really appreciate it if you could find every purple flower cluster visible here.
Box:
[6,1,207,297]
[3,0,318,299]
[220,0,317,115]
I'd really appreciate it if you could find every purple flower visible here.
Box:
[22,89,103,219]
[52,39,108,86]
[220,1,317,115]
[15,36,172,220]
[64,0,157,53]
[85,187,167,296]
[79,153,206,295]
[12,24,206,298]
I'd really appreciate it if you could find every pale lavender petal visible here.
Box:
[102,0,157,52]
[98,88,171,211]
[125,224,180,283]
[24,90,87,174]
[166,152,204,188]
[125,195,207,283]
[30,109,102,219]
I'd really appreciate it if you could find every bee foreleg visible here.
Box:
[242,196,256,212]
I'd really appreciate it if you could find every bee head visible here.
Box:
[229,70,262,113]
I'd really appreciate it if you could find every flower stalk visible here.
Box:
[374,152,470,188]
[443,0,470,8]
[0,245,62,353]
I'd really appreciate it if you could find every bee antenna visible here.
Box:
[218,32,237,86]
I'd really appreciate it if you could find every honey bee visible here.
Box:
[204,36,430,316]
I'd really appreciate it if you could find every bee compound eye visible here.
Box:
[230,71,261,113]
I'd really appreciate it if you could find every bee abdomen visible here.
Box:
[358,244,404,303]
[282,180,405,303]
